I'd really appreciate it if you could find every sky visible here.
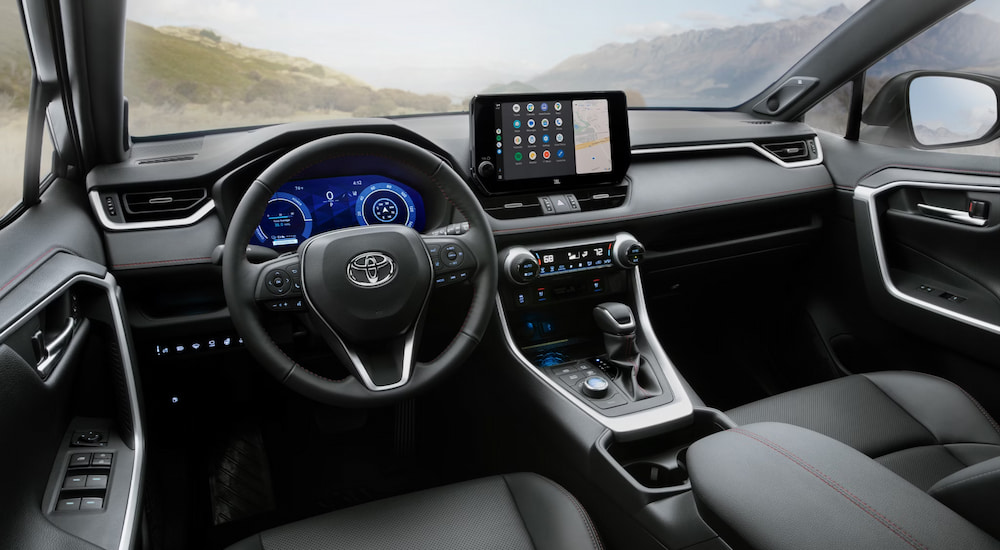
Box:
[126,0,999,97]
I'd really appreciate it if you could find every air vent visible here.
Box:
[741,120,773,125]
[761,140,810,162]
[122,188,209,222]
[136,155,196,165]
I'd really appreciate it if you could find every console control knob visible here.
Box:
[504,248,539,285]
[612,238,645,268]
[477,161,496,180]
[582,376,610,399]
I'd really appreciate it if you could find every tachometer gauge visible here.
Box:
[355,183,416,227]
[254,192,313,248]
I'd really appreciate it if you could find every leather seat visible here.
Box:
[225,473,604,550]
[726,371,1000,491]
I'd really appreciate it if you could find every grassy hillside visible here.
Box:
[0,2,31,113]
[123,22,459,133]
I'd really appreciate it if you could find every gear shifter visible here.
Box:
[593,302,662,401]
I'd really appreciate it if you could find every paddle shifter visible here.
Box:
[593,302,663,401]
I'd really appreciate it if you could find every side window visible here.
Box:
[0,3,53,223]
[808,1,1000,155]
[0,5,32,217]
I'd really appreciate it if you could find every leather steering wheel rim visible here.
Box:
[222,133,497,407]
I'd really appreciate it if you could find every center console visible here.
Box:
[495,232,694,440]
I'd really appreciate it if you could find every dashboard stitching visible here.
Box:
[730,428,929,550]
[0,246,62,293]
[113,256,212,268]
[493,183,832,233]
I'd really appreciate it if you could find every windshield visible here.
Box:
[124,0,867,135]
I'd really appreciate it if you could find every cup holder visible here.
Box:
[601,408,731,491]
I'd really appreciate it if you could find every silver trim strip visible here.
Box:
[631,136,824,169]
[916,203,987,227]
[496,236,693,438]
[0,273,144,550]
[89,190,216,232]
[856,181,1000,335]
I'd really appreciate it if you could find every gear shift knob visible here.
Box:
[593,302,636,336]
[593,302,662,401]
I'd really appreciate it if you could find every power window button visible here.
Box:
[56,498,81,511]
[91,452,113,466]
[69,453,92,467]
[85,475,108,489]
[63,475,87,489]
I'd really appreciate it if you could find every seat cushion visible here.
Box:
[226,473,603,550]
[726,371,1000,490]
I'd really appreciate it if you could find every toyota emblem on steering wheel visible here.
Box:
[346,252,397,288]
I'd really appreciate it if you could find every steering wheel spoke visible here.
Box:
[422,234,479,289]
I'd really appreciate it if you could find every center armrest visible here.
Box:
[687,422,997,550]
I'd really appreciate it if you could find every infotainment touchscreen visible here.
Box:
[470,91,630,194]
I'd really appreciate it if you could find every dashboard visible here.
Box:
[251,174,426,252]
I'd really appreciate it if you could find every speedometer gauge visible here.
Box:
[254,192,313,248]
[355,183,417,228]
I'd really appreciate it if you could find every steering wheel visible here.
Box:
[222,133,497,407]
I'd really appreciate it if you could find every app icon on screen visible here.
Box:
[528,135,536,144]
[513,120,521,128]
[541,102,549,112]
[513,136,522,145]
[529,151,537,160]
[557,149,565,158]
[541,118,549,128]
[542,134,550,143]
[527,119,536,128]
[555,118,563,126]
[526,103,535,113]
[543,150,551,159]
[514,152,523,161]
[556,133,564,142]
[512,104,521,113]
[496,128,501,134]
[554,102,562,111]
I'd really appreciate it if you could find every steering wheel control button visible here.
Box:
[442,244,465,268]
[266,269,291,295]
[582,376,610,398]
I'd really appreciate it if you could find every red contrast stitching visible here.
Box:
[0,246,59,292]
[113,256,212,268]
[493,184,832,234]
[730,428,929,550]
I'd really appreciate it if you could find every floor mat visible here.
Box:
[208,425,277,526]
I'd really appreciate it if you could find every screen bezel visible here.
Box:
[470,91,631,195]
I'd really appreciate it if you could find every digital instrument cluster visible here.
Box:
[252,174,426,251]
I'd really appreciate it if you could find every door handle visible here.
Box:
[916,203,987,227]
[32,316,77,378]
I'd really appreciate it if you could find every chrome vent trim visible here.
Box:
[632,136,823,168]
[90,190,216,231]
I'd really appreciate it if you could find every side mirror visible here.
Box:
[908,76,998,148]
[862,71,1000,149]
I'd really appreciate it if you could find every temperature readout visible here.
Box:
[534,241,615,276]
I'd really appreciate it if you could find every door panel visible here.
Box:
[0,180,144,550]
